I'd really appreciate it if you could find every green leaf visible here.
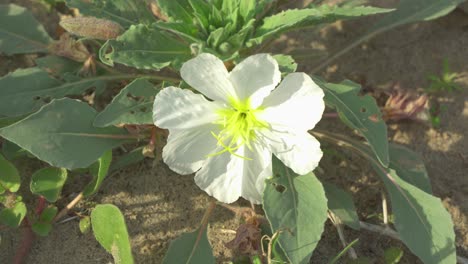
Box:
[273,54,297,76]
[0,201,27,227]
[0,4,52,55]
[389,143,432,194]
[163,227,215,264]
[316,79,389,167]
[35,55,82,77]
[83,150,112,197]
[32,206,58,236]
[0,115,26,129]
[40,206,58,222]
[100,24,191,70]
[370,0,466,34]
[94,78,158,127]
[249,5,392,46]
[263,157,328,264]
[384,247,403,264]
[1,139,29,160]
[65,0,154,28]
[79,216,91,234]
[154,22,201,43]
[329,238,360,264]
[323,183,360,230]
[30,168,68,202]
[0,68,108,117]
[91,204,134,264]
[32,222,53,236]
[156,0,193,24]
[0,154,20,193]
[109,147,146,173]
[0,98,127,170]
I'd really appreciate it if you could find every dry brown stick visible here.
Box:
[53,192,84,222]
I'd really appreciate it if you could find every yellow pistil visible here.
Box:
[209,97,268,158]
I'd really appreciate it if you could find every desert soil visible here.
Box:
[0,0,467,263]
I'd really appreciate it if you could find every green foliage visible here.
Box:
[65,0,154,28]
[426,59,461,93]
[91,204,134,264]
[329,238,360,264]
[163,227,215,264]
[0,154,20,193]
[1,140,30,160]
[0,68,107,117]
[0,98,128,170]
[263,157,328,264]
[94,78,159,127]
[100,24,191,70]
[79,216,91,234]
[109,147,147,173]
[0,201,27,227]
[249,5,392,46]
[323,183,360,230]
[83,150,112,197]
[273,54,298,76]
[30,168,68,202]
[0,4,52,55]
[32,206,58,236]
[384,247,403,264]
[317,79,389,167]
[156,0,193,24]
[35,56,83,77]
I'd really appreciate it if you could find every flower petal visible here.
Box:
[194,144,271,204]
[181,53,237,103]
[162,124,219,175]
[260,73,325,131]
[153,86,223,130]
[259,129,322,175]
[229,54,281,109]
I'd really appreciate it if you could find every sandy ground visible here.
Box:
[0,0,467,263]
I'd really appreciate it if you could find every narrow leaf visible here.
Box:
[30,168,68,202]
[94,79,159,127]
[100,24,191,70]
[0,154,20,193]
[83,150,112,197]
[0,4,52,55]
[65,0,154,28]
[263,157,328,264]
[0,98,127,169]
[0,68,107,117]
[163,227,215,264]
[316,78,389,167]
[0,202,27,227]
[91,204,134,264]
[109,147,146,173]
[323,183,360,230]
[156,0,193,24]
[273,54,297,76]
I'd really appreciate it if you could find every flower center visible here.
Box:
[210,98,267,157]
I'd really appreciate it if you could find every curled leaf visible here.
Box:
[225,223,262,255]
[48,33,91,62]
[60,17,124,40]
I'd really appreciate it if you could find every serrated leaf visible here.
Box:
[273,54,297,76]
[0,4,52,55]
[94,79,158,127]
[249,5,392,46]
[384,247,403,264]
[163,227,215,264]
[317,79,389,167]
[0,68,108,117]
[389,143,432,194]
[0,154,20,193]
[0,98,127,170]
[156,0,193,24]
[91,204,134,264]
[65,0,154,28]
[30,168,67,202]
[100,24,191,70]
[370,0,466,33]
[263,157,328,264]
[0,201,27,227]
[323,183,360,230]
[83,150,112,197]
[79,216,91,234]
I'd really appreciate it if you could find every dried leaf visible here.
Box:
[60,16,124,40]
[48,33,91,62]
[383,90,429,122]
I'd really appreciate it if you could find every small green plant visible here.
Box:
[426,59,462,93]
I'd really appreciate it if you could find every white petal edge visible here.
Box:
[259,129,323,175]
[260,73,325,131]
[229,54,281,109]
[181,53,237,103]
[162,124,219,175]
[194,144,272,204]
[153,86,223,130]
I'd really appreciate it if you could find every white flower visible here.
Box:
[153,53,325,204]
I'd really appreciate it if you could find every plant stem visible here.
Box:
[382,192,389,225]
[53,192,84,222]
[328,211,358,259]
